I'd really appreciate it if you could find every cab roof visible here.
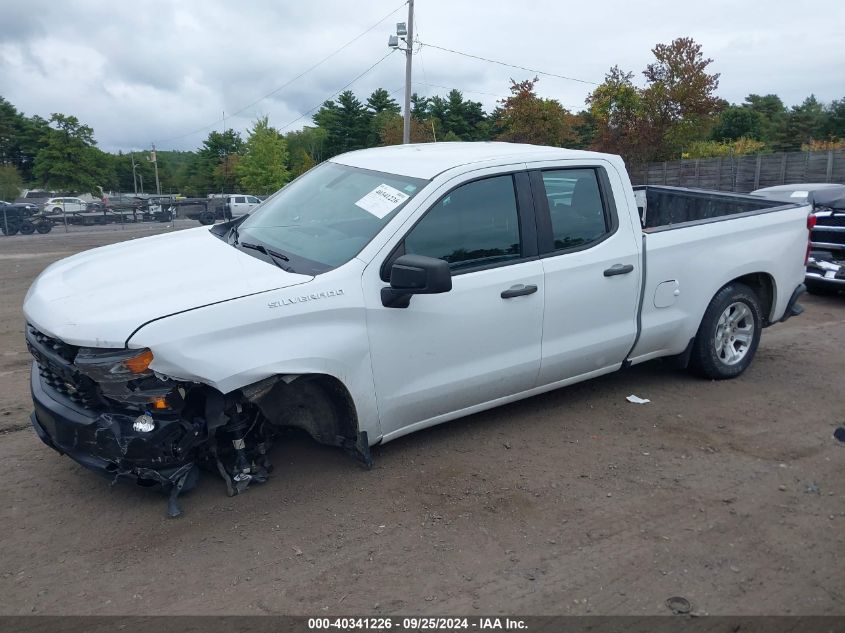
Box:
[330,142,615,180]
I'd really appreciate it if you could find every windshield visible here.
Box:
[235,162,428,274]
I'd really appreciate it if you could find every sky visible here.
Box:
[1,0,843,153]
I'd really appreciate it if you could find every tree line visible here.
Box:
[1,36,844,201]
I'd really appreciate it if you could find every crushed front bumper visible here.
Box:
[29,362,195,488]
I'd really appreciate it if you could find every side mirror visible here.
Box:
[381,254,452,308]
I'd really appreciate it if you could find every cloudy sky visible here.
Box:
[1,0,842,152]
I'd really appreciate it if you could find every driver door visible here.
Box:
[362,169,544,439]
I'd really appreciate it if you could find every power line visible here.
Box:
[418,41,598,86]
[154,1,408,145]
[277,50,398,132]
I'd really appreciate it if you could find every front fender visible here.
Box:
[128,261,381,441]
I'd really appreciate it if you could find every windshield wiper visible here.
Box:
[239,241,293,270]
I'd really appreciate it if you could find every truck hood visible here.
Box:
[23,227,312,347]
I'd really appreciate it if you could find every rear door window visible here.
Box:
[542,169,609,250]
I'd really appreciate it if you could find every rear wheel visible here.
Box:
[689,283,762,379]
[199,211,215,225]
[35,221,52,234]
[19,220,36,235]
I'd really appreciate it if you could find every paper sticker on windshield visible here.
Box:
[790,190,809,198]
[355,184,410,219]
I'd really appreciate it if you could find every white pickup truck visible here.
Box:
[24,143,810,516]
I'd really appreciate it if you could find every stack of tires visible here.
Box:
[1,206,52,236]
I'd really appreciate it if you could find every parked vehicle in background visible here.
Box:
[24,143,811,516]
[226,194,262,218]
[43,197,88,214]
[752,183,845,295]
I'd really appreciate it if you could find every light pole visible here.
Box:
[131,154,140,195]
[388,0,414,144]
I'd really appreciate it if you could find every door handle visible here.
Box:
[603,264,634,277]
[501,284,538,299]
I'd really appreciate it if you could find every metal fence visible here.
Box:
[627,149,845,193]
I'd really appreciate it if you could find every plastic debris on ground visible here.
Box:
[626,394,651,404]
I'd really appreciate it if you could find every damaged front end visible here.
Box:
[26,325,276,517]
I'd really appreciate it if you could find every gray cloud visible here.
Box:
[1,0,842,152]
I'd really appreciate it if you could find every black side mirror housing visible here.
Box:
[381,254,452,308]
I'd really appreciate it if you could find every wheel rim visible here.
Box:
[714,301,754,366]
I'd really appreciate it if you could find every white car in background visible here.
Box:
[226,194,262,218]
[43,197,88,214]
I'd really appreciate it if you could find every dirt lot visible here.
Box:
[0,225,843,616]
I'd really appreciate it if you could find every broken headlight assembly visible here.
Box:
[74,347,182,409]
[74,346,155,379]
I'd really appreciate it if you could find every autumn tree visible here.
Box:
[378,114,436,145]
[639,37,721,159]
[494,77,577,146]
[588,37,720,162]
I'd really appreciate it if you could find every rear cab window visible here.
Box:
[532,167,618,255]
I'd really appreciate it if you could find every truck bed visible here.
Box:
[634,185,797,231]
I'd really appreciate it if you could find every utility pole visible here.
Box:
[388,1,414,144]
[403,0,414,144]
[151,144,161,195]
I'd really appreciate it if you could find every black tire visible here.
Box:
[805,279,837,296]
[199,211,215,225]
[52,207,62,214]
[35,221,52,234]
[1,219,20,236]
[689,282,763,380]
[19,220,36,235]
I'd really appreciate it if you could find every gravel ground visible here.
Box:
[0,224,843,616]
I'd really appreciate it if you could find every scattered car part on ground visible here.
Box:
[23,143,811,516]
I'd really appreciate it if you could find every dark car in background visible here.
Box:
[752,183,845,295]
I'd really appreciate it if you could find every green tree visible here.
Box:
[235,116,290,195]
[365,88,401,146]
[193,129,243,193]
[824,97,845,139]
[32,113,105,193]
[773,95,828,151]
[410,93,430,120]
[285,126,328,176]
[586,65,644,159]
[313,91,371,157]
[711,105,763,141]
[0,164,23,200]
[743,94,786,142]
[495,77,577,146]
[366,88,401,115]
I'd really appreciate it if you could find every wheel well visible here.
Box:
[729,272,775,324]
[241,373,359,447]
